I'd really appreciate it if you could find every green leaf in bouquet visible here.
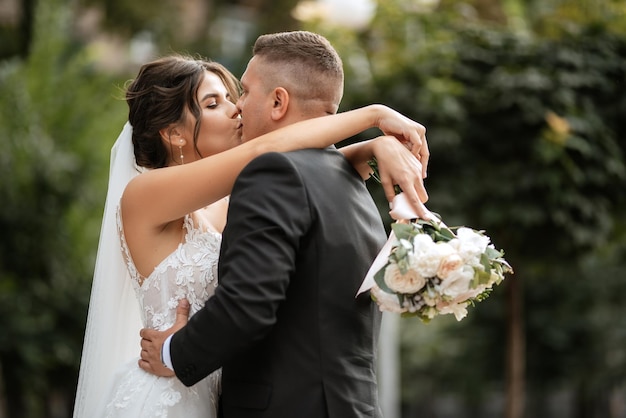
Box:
[390,240,411,265]
[397,256,413,275]
[391,222,419,241]
[437,226,456,241]
[471,270,480,288]
[418,224,440,241]
[415,217,454,243]
[399,238,413,250]
[491,270,504,286]
[480,253,493,273]
[496,257,514,274]
[413,218,436,227]
[373,265,394,294]
[474,265,493,286]
[484,246,504,260]
[367,159,382,184]
[432,229,455,242]
[468,288,493,306]
[491,261,512,282]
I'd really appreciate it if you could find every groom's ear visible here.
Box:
[270,87,289,121]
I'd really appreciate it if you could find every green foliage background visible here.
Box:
[314,1,626,416]
[317,2,626,415]
[0,0,625,416]
[0,1,126,415]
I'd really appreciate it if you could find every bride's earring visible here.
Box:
[178,139,184,165]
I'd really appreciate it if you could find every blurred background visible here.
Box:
[1,0,625,417]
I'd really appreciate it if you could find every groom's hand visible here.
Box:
[138,298,190,377]
[373,104,429,178]
[371,136,431,220]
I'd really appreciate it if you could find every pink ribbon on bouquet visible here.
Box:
[357,192,434,296]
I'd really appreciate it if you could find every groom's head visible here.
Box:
[237,31,344,142]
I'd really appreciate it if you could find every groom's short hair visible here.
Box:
[252,31,344,114]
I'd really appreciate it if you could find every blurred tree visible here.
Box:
[0,0,127,416]
[301,0,626,417]
[0,0,36,59]
[224,0,301,33]
[76,0,178,39]
[418,26,626,418]
[2,0,625,416]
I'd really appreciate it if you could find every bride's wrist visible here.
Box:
[367,104,388,130]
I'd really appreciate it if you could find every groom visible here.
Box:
[140,31,414,418]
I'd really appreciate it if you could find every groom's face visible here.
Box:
[237,56,276,142]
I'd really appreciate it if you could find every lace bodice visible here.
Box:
[96,210,221,418]
[117,210,221,331]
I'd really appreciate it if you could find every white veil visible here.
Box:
[73,123,144,417]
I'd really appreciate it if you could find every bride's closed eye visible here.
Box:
[205,93,232,109]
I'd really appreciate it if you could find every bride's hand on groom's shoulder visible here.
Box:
[138,299,190,377]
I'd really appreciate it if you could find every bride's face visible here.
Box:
[182,71,242,160]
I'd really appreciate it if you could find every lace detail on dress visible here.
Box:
[102,209,222,417]
[116,209,220,330]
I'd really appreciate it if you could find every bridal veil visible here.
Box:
[73,123,143,417]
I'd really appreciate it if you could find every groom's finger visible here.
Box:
[418,138,430,179]
[139,359,175,377]
[139,328,153,341]
[138,358,152,373]
[173,298,190,330]
[138,342,176,377]
[140,337,152,351]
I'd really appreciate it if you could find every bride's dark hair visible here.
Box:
[126,55,241,169]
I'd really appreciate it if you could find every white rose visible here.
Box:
[457,227,490,252]
[383,261,427,294]
[371,285,407,313]
[409,235,452,278]
[439,265,474,299]
[449,228,489,266]
[436,251,464,279]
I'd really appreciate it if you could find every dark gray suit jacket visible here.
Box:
[171,147,387,418]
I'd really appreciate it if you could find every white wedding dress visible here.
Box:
[97,210,222,418]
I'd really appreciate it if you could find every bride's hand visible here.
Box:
[371,104,429,178]
[371,136,431,220]
[138,299,190,377]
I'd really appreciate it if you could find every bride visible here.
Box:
[73,54,428,417]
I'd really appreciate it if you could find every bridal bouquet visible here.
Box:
[360,160,513,322]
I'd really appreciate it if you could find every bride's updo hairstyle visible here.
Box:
[125,55,241,169]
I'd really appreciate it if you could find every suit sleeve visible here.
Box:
[170,152,312,386]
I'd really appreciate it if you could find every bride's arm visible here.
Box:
[336,105,429,216]
[339,104,429,179]
[339,136,429,218]
[123,104,427,225]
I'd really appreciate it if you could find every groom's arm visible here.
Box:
[169,151,311,387]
